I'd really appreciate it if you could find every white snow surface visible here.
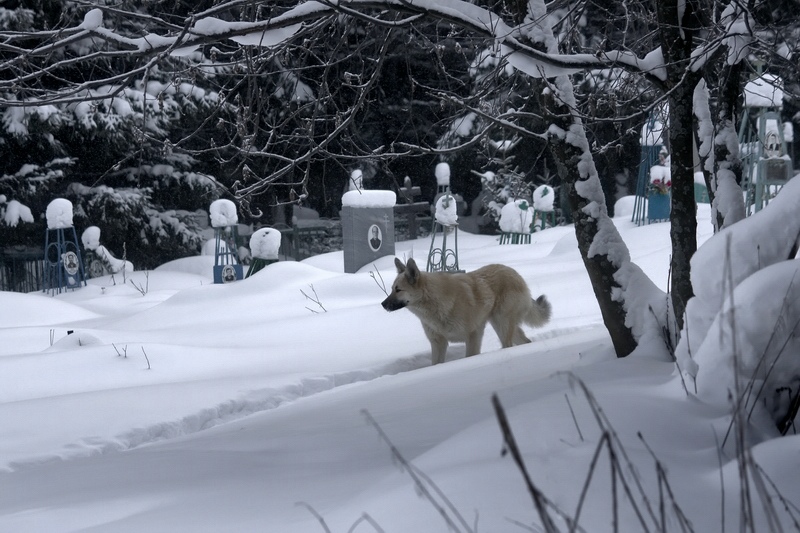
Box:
[45,198,74,229]
[2,195,800,531]
[341,190,396,208]
[249,227,282,260]
[209,199,238,228]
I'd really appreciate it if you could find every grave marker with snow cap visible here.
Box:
[210,199,243,283]
[426,193,462,272]
[435,162,451,194]
[498,199,535,244]
[43,198,86,294]
[246,227,282,277]
[340,190,395,273]
[532,184,557,230]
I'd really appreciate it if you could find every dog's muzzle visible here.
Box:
[381,296,406,312]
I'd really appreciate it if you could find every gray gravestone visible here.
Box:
[341,190,396,273]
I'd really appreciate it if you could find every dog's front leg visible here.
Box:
[424,327,448,365]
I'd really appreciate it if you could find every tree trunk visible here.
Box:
[657,0,704,331]
[667,86,697,330]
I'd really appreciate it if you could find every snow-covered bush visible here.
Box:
[1,198,34,227]
[676,176,800,432]
[67,184,204,270]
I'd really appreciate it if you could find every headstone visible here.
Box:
[341,190,396,273]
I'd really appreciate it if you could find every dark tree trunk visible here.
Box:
[657,0,704,331]
[667,87,697,330]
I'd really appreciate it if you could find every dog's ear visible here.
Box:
[394,257,405,273]
[405,258,420,285]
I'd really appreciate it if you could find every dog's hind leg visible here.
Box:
[513,327,531,346]
[465,328,485,357]
[490,318,517,348]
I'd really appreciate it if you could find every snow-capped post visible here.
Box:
[43,198,86,295]
[434,162,450,195]
[348,169,364,192]
[532,185,556,231]
[340,190,396,274]
[498,199,533,244]
[209,199,243,283]
[246,227,282,277]
[81,226,134,278]
[426,193,462,272]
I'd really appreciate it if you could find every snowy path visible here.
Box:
[0,325,605,532]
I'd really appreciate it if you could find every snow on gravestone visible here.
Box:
[340,190,396,274]
[499,199,533,234]
[209,199,238,228]
[46,198,74,229]
[434,194,458,226]
[249,228,282,261]
[533,185,555,212]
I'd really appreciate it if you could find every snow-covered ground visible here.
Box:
[1,197,798,532]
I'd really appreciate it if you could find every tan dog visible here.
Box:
[381,258,551,365]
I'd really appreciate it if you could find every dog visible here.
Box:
[381,257,551,365]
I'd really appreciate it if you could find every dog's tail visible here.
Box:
[525,294,552,327]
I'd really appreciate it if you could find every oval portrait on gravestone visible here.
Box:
[63,251,80,275]
[368,224,382,252]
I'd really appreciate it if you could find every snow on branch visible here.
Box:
[0,0,672,106]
